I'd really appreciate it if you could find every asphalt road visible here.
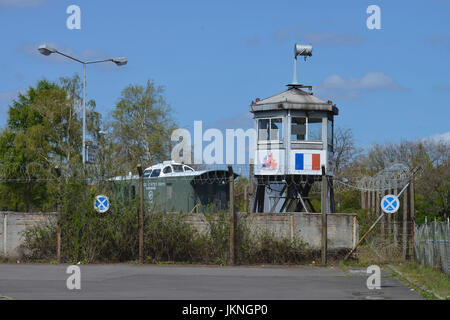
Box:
[0,264,422,300]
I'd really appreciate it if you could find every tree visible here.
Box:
[0,76,99,211]
[109,80,177,172]
[345,138,449,220]
[414,140,450,220]
[0,128,29,210]
[333,127,360,177]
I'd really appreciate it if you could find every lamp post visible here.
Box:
[38,44,127,164]
[98,130,107,190]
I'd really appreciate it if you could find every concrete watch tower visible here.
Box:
[249,44,338,213]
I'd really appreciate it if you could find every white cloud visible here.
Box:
[320,72,404,91]
[427,132,450,143]
[315,72,406,101]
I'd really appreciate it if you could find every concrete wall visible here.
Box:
[0,212,56,258]
[1,211,358,258]
[183,212,358,251]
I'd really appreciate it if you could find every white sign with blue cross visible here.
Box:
[380,194,400,214]
[94,195,110,213]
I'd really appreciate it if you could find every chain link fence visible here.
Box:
[414,221,450,276]
[366,220,414,263]
[364,216,450,277]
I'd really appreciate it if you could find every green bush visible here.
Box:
[236,218,312,264]
[21,208,315,265]
[143,212,210,263]
[20,219,57,261]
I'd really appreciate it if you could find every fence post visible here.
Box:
[361,191,365,210]
[433,217,437,267]
[402,186,408,259]
[54,166,62,264]
[137,164,144,264]
[365,191,369,217]
[425,216,428,266]
[371,191,375,215]
[3,213,6,256]
[378,192,385,238]
[321,166,327,266]
[409,177,415,260]
[248,161,254,214]
[228,165,235,266]
[394,188,399,247]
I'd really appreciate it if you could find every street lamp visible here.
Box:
[38,44,56,56]
[37,44,127,164]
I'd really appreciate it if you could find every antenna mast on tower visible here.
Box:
[289,43,313,89]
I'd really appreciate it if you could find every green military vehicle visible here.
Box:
[109,161,237,213]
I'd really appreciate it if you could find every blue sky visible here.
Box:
[0,0,449,147]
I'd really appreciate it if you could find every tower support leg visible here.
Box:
[253,183,266,213]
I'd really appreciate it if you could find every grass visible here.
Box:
[338,245,450,300]
[0,256,17,264]
[339,245,385,270]
[391,262,450,300]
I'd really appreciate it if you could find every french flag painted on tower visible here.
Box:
[295,153,321,171]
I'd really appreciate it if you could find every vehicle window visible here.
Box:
[143,169,152,177]
[150,169,160,177]
[172,165,183,172]
[184,166,194,172]
[163,166,172,174]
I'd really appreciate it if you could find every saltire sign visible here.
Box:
[381,195,400,214]
[94,195,110,213]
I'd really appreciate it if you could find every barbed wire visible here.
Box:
[355,163,412,193]
[0,162,415,190]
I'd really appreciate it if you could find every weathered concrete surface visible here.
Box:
[1,211,357,258]
[0,264,422,300]
[184,212,358,250]
[0,212,56,258]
